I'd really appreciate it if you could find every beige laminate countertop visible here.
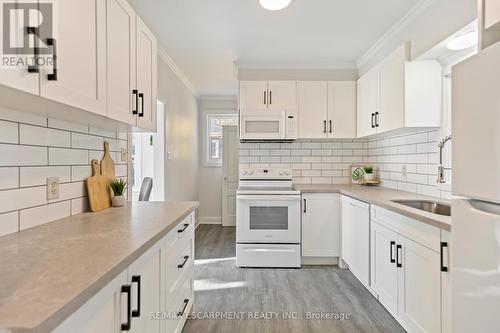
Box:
[295,184,451,231]
[0,201,199,333]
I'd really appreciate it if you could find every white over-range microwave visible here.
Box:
[239,109,297,141]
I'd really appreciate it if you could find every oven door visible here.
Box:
[239,111,286,140]
[236,195,300,243]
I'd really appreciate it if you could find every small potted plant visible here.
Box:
[109,178,127,207]
[364,165,374,181]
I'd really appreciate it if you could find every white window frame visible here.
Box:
[202,111,238,167]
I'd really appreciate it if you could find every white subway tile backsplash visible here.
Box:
[0,144,47,166]
[49,148,88,165]
[0,167,19,190]
[0,186,47,214]
[20,124,71,148]
[89,127,117,139]
[20,166,71,187]
[48,118,88,133]
[71,166,92,181]
[0,121,18,144]
[0,211,19,237]
[301,142,322,149]
[72,133,104,150]
[406,133,428,144]
[71,197,89,215]
[48,182,87,204]
[116,165,128,177]
[20,201,71,231]
[417,142,438,154]
[302,156,322,163]
[0,108,46,126]
[311,149,331,156]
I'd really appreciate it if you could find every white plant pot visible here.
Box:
[112,195,126,207]
[364,173,374,181]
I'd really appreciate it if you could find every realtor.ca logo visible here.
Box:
[1,0,56,70]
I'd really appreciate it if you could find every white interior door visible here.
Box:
[222,126,239,227]
[40,0,107,116]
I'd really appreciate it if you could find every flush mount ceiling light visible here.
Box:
[259,0,292,11]
[446,31,478,51]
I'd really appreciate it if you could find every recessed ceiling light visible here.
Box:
[446,31,478,51]
[259,0,292,11]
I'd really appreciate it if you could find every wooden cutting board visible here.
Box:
[100,141,115,180]
[87,160,111,212]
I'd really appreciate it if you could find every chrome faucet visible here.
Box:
[437,135,452,183]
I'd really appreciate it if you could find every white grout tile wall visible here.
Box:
[239,140,370,185]
[0,109,129,237]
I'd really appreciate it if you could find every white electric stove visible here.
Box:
[236,168,301,268]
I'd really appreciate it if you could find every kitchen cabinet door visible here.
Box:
[298,81,328,139]
[341,196,370,288]
[485,0,500,30]
[52,270,128,333]
[136,16,158,132]
[379,45,406,134]
[397,235,441,333]
[357,67,379,138]
[0,0,39,95]
[106,0,136,125]
[128,244,161,333]
[371,222,398,317]
[302,193,340,257]
[239,81,268,110]
[267,81,297,110]
[328,81,357,138]
[40,0,107,116]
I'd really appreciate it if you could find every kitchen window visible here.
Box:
[205,114,238,166]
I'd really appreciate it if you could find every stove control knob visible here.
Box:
[284,171,290,176]
[242,171,248,176]
[249,171,254,175]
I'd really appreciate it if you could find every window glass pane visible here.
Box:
[205,114,237,165]
[210,137,221,159]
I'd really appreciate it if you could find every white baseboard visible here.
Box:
[198,217,222,225]
[301,257,339,266]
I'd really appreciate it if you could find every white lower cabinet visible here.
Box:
[301,193,340,258]
[52,213,195,333]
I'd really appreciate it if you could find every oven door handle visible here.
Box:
[237,195,300,201]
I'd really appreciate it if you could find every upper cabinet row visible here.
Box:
[239,81,298,110]
[357,43,442,137]
[0,0,158,132]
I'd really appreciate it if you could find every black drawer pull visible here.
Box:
[178,223,189,233]
[131,275,141,318]
[132,90,138,115]
[178,255,190,269]
[390,241,396,263]
[47,38,57,81]
[375,112,380,127]
[27,27,39,73]
[303,199,307,213]
[121,285,132,331]
[440,242,448,272]
[138,93,144,117]
[178,299,189,317]
[371,113,375,128]
[396,244,402,268]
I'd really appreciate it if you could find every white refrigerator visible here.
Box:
[452,40,500,333]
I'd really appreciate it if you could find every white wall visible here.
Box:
[197,98,237,223]
[158,57,200,202]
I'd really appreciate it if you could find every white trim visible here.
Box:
[198,217,223,225]
[158,47,199,97]
[356,0,436,68]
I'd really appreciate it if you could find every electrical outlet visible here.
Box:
[121,148,127,162]
[401,165,407,177]
[47,177,60,200]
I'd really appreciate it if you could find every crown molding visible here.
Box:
[356,0,436,69]
[158,47,199,98]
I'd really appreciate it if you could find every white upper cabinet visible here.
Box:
[136,17,158,132]
[298,81,357,139]
[298,81,328,139]
[40,0,107,117]
[106,0,137,125]
[328,81,357,138]
[239,81,297,110]
[357,43,442,138]
[485,0,500,30]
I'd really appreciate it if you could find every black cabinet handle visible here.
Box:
[303,199,307,213]
[121,285,132,331]
[47,38,57,81]
[390,241,396,263]
[396,244,402,268]
[323,120,327,133]
[263,91,266,105]
[178,255,190,269]
[138,93,144,117]
[178,223,189,233]
[26,27,39,73]
[371,113,375,128]
[132,90,138,115]
[131,276,141,318]
[440,242,448,272]
[269,90,272,105]
[375,112,380,127]
[178,299,189,317]
[329,120,333,133]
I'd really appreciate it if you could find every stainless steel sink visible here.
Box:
[391,200,451,217]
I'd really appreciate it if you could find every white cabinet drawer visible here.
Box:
[163,214,195,249]
[164,276,193,333]
[371,205,440,253]
[165,235,193,301]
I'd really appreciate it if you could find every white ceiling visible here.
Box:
[129,0,421,96]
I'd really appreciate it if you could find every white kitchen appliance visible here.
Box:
[239,109,297,141]
[451,40,500,332]
[236,168,301,268]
